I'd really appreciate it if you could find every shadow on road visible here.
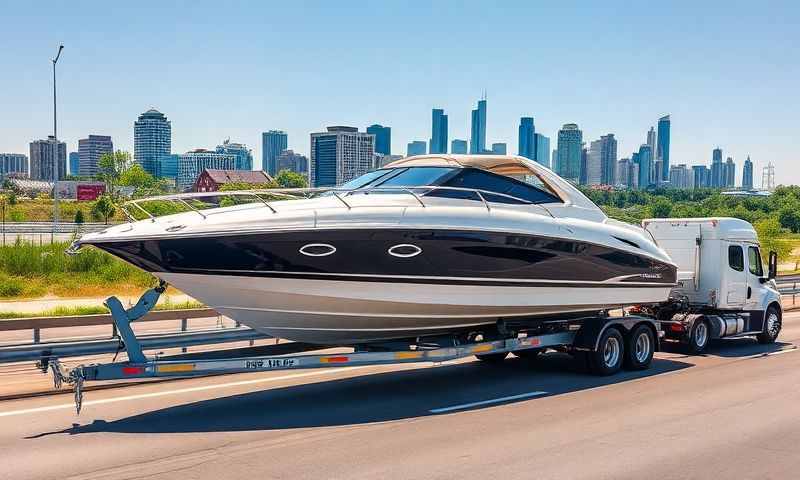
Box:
[660,338,794,358]
[32,352,693,437]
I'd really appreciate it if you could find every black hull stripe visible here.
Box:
[161,269,676,288]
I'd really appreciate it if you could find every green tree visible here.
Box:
[648,197,673,218]
[97,150,133,195]
[274,169,309,188]
[778,207,800,233]
[74,209,85,224]
[91,194,116,224]
[755,218,792,263]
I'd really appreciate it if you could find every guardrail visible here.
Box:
[0,308,269,363]
[778,277,800,305]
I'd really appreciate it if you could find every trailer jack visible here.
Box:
[41,281,167,414]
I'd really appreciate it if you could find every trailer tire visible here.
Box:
[757,306,781,344]
[624,324,654,370]
[476,352,509,363]
[687,318,710,354]
[587,327,624,376]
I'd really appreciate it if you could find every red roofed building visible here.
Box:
[193,169,275,192]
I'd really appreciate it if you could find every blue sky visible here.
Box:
[1,1,798,184]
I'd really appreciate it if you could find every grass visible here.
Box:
[0,239,155,299]
[0,300,205,320]
[1,198,127,223]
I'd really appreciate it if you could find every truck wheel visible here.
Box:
[587,328,624,376]
[687,318,710,354]
[514,348,543,360]
[624,324,654,370]
[757,306,782,344]
[476,352,509,363]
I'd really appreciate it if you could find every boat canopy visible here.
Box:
[386,154,602,212]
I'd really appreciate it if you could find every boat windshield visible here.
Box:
[338,166,562,205]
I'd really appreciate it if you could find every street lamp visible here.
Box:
[52,44,63,242]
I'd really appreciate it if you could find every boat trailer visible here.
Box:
[40,285,660,414]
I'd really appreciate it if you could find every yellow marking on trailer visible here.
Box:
[472,344,493,353]
[157,363,196,373]
[395,351,424,359]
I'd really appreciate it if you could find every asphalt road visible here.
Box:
[1,313,800,480]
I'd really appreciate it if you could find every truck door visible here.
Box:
[744,245,765,331]
[725,243,747,307]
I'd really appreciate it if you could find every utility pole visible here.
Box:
[52,44,64,242]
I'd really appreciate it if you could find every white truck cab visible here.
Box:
[642,217,782,352]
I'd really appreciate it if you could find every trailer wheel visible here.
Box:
[475,352,509,363]
[624,325,654,370]
[587,328,624,376]
[687,318,710,354]
[757,306,782,344]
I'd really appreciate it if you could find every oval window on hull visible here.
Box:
[388,244,422,258]
[299,243,337,257]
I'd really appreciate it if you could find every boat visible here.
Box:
[71,155,677,345]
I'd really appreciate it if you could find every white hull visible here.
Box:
[158,272,672,344]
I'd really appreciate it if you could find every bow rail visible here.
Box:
[119,185,555,222]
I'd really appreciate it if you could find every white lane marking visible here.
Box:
[0,366,367,418]
[430,391,548,414]
[764,347,799,356]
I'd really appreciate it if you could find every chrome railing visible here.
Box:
[119,185,555,222]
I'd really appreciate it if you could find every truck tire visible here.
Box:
[475,352,509,363]
[624,324,654,370]
[757,306,782,344]
[687,318,710,354]
[587,327,624,376]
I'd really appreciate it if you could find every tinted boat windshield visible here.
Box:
[338,166,561,205]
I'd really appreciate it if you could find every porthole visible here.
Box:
[388,244,422,258]
[299,243,337,257]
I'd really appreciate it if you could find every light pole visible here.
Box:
[52,44,63,243]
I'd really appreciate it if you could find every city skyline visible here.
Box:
[1,2,797,183]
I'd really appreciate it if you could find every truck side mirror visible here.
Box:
[768,251,778,280]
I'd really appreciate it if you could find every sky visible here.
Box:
[1,1,798,185]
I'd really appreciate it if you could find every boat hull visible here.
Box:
[89,227,677,344]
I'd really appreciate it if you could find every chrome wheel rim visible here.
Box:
[695,322,708,347]
[635,332,651,363]
[766,312,781,338]
[603,337,620,368]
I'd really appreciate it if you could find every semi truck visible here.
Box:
[38,217,783,413]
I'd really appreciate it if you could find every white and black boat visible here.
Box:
[71,155,677,344]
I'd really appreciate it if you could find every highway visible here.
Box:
[1,312,800,479]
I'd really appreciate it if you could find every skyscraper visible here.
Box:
[262,130,287,176]
[29,136,66,181]
[451,139,468,154]
[68,152,79,176]
[407,141,427,156]
[518,117,535,160]
[579,144,588,185]
[276,150,309,174]
[656,115,671,181]
[600,134,617,186]
[134,109,171,177]
[78,135,113,177]
[742,156,754,189]
[551,149,558,172]
[0,153,28,179]
[586,139,602,185]
[366,124,391,156]
[216,140,253,171]
[617,158,630,187]
[669,164,692,189]
[309,126,375,187]
[711,148,724,187]
[692,165,710,188]
[429,109,448,154]
[469,97,487,154]
[646,126,656,158]
[637,144,653,189]
[556,124,582,183]
[724,157,736,188]
[534,134,550,168]
[491,143,507,155]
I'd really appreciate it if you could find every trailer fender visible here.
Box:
[571,317,660,352]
